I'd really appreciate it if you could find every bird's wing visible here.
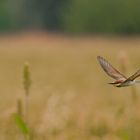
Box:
[97,56,127,81]
[126,69,140,81]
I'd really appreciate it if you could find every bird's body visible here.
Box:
[97,56,140,87]
[115,80,135,87]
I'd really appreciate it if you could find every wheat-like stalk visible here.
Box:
[23,62,31,125]
[17,98,23,117]
[118,52,138,140]
[23,62,31,96]
[118,51,137,104]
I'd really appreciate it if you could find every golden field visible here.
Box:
[1,33,140,140]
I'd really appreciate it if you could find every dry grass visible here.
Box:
[1,33,140,140]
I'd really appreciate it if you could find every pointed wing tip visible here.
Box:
[97,56,127,80]
[97,56,103,61]
[97,56,105,64]
[97,56,101,59]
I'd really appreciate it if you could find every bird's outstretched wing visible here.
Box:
[97,56,127,81]
[125,69,140,81]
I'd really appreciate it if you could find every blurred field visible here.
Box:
[1,33,140,140]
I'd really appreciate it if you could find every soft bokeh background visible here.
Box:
[1,0,140,33]
[1,0,140,140]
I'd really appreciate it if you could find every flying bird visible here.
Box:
[97,56,140,87]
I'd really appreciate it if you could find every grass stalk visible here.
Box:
[118,52,138,140]
[23,62,31,124]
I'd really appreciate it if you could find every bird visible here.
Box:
[97,56,140,87]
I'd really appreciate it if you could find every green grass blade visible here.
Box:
[14,113,30,135]
[118,128,131,140]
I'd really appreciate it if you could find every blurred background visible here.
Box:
[1,0,140,140]
[1,0,140,34]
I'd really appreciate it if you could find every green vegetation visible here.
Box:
[1,0,140,34]
[14,113,30,136]
[63,0,140,34]
[14,62,32,140]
